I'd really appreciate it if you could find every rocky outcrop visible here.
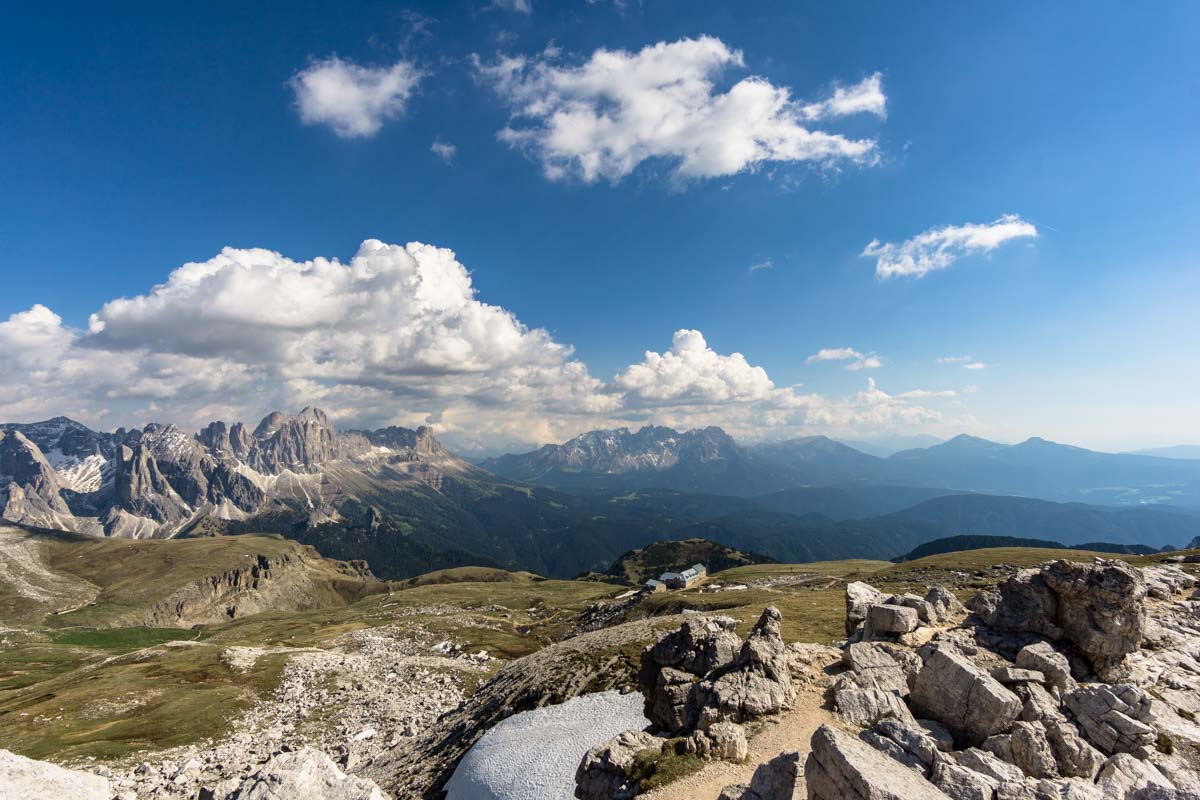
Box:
[971,560,1147,679]
[213,749,387,799]
[910,646,1022,746]
[844,581,965,643]
[777,559,1200,800]
[578,608,796,799]
[119,548,379,628]
[0,748,110,800]
[575,729,661,800]
[702,607,796,724]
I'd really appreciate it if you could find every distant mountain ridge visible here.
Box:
[1,408,482,540]
[487,426,1200,507]
[482,425,796,496]
[1129,445,1200,460]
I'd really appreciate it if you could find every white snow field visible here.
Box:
[444,690,648,800]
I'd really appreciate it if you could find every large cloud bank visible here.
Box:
[2,240,964,451]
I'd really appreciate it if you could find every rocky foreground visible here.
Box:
[575,558,1200,799]
[6,556,1200,799]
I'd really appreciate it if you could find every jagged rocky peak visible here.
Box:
[359,425,447,457]
[247,407,340,474]
[0,406,469,540]
[1,415,114,460]
[533,424,738,473]
[0,428,72,519]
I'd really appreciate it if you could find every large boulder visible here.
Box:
[973,560,1146,680]
[836,687,916,728]
[1096,753,1174,797]
[701,607,795,724]
[0,749,109,800]
[1010,721,1059,779]
[847,582,889,636]
[575,730,660,800]
[805,724,952,799]
[839,642,913,696]
[910,647,1022,746]
[217,749,386,800]
[865,604,920,639]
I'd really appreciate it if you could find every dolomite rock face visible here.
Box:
[0,748,110,800]
[0,429,80,531]
[1,407,478,539]
[972,560,1147,679]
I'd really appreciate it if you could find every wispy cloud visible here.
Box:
[289,56,422,138]
[478,36,884,184]
[807,347,881,371]
[748,258,774,273]
[864,214,1037,279]
[939,355,988,370]
[431,139,457,164]
[800,72,886,120]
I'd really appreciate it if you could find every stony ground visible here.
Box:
[94,621,492,799]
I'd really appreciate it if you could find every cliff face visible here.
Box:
[0,408,482,539]
[121,548,378,628]
[0,429,78,530]
[0,523,382,628]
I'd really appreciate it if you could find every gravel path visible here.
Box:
[444,691,648,800]
[641,685,834,800]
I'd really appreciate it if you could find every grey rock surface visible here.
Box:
[805,723,951,799]
[217,749,386,800]
[0,748,110,800]
[910,647,1022,746]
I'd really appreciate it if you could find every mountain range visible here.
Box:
[4,412,1199,579]
[488,428,1200,507]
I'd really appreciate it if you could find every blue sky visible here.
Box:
[1,1,1197,453]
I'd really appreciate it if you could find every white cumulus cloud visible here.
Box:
[290,56,422,138]
[612,329,788,407]
[3,244,970,451]
[864,214,1038,279]
[478,36,883,183]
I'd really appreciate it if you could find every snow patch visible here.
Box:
[444,691,648,800]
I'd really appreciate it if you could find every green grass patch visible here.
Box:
[48,627,205,653]
[630,743,705,792]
